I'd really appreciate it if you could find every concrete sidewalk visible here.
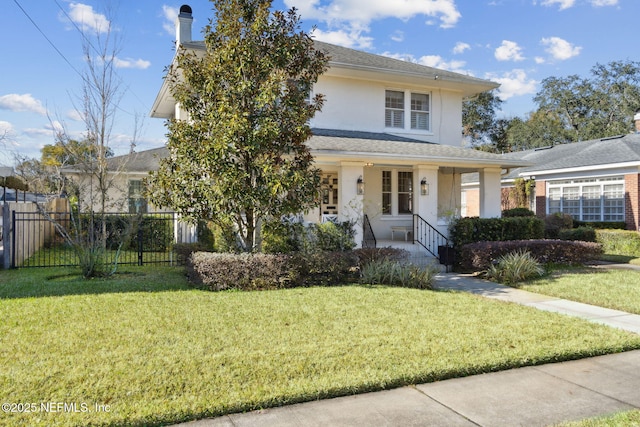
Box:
[174,272,640,427]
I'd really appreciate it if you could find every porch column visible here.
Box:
[479,167,502,218]
[414,165,439,225]
[338,161,365,248]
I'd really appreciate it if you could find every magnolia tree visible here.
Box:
[147,0,328,251]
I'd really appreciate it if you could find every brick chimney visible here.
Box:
[176,5,193,46]
[635,109,640,133]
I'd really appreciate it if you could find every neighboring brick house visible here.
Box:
[463,131,640,231]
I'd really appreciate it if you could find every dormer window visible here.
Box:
[385,90,431,132]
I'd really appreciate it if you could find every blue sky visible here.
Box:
[0,0,636,165]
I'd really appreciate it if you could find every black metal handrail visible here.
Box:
[362,214,376,249]
[413,214,454,270]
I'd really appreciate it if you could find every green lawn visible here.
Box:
[518,267,640,315]
[555,409,640,427]
[1,267,640,426]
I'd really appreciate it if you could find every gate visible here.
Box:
[8,211,195,268]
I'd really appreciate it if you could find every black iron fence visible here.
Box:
[9,211,192,268]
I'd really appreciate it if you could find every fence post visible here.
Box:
[137,218,143,266]
[11,210,16,269]
[2,204,10,269]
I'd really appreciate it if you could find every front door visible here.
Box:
[320,172,339,222]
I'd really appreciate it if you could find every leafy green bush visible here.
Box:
[544,213,574,239]
[574,220,626,230]
[502,208,535,217]
[558,226,596,242]
[459,239,603,271]
[485,250,544,285]
[360,259,437,289]
[262,219,305,253]
[596,230,640,256]
[450,216,544,248]
[306,221,356,252]
[173,242,213,266]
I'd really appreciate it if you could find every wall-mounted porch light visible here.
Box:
[356,176,365,195]
[420,177,429,196]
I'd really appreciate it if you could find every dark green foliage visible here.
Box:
[558,226,597,242]
[574,220,626,230]
[186,251,358,291]
[262,219,356,254]
[596,230,640,256]
[544,213,574,239]
[459,240,603,271]
[450,216,545,248]
[502,208,535,217]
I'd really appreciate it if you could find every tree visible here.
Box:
[506,111,571,151]
[147,0,329,252]
[34,5,137,278]
[533,60,640,143]
[462,90,504,147]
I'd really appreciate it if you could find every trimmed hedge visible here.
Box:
[459,239,603,271]
[450,216,544,248]
[187,251,359,291]
[502,208,535,217]
[558,226,597,242]
[575,220,626,230]
[596,230,640,256]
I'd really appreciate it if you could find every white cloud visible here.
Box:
[494,40,525,62]
[453,42,470,54]
[0,121,15,139]
[534,56,546,64]
[540,0,576,10]
[486,69,537,100]
[66,3,110,34]
[162,5,179,36]
[287,0,461,28]
[391,30,404,43]
[114,57,151,70]
[541,36,582,60]
[0,94,47,116]
[591,0,618,6]
[310,27,373,49]
[66,109,84,122]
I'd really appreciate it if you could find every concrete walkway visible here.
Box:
[175,270,640,427]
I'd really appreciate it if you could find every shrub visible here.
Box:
[544,213,574,239]
[172,242,212,266]
[485,250,545,285]
[558,226,596,242]
[502,208,535,217]
[305,221,356,252]
[574,220,626,230]
[596,230,640,257]
[353,247,409,266]
[459,239,603,271]
[186,251,358,291]
[450,216,544,248]
[360,259,437,290]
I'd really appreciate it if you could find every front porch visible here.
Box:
[375,239,444,270]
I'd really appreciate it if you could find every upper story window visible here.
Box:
[385,90,404,128]
[385,90,430,131]
[128,180,148,214]
[411,93,430,130]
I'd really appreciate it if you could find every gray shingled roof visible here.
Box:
[501,133,640,179]
[313,40,497,88]
[109,129,528,172]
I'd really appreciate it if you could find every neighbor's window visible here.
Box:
[128,180,148,214]
[546,177,624,222]
[410,93,430,130]
[385,90,404,128]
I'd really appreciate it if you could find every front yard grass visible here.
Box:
[1,267,640,426]
[518,266,640,315]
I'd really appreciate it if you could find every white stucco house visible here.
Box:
[116,5,528,256]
